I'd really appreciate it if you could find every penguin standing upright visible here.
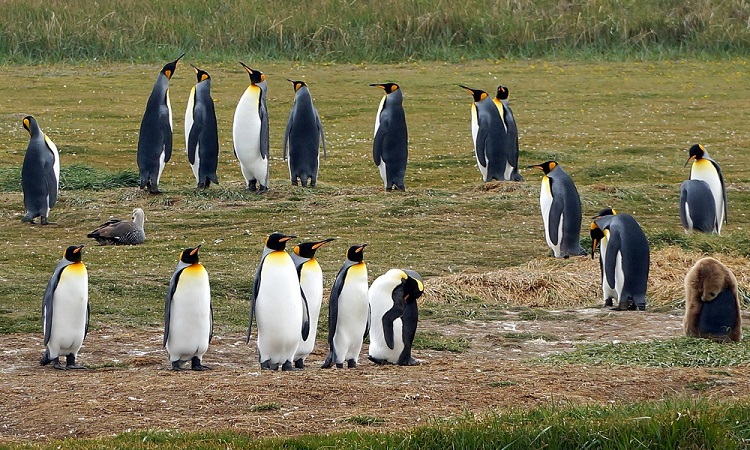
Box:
[322,244,369,369]
[21,116,59,225]
[371,83,408,191]
[685,144,726,234]
[40,245,88,370]
[290,238,335,369]
[163,245,212,371]
[137,53,184,194]
[283,79,327,187]
[248,233,310,371]
[185,65,219,188]
[232,63,270,192]
[493,85,523,181]
[679,179,717,233]
[590,212,650,311]
[529,161,586,258]
[459,85,511,182]
[368,269,424,366]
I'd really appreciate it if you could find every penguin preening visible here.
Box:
[685,144,726,234]
[87,208,146,246]
[137,53,184,194]
[591,208,617,307]
[185,65,219,189]
[590,212,650,311]
[371,83,408,191]
[528,161,586,258]
[323,244,369,369]
[291,237,335,369]
[680,179,717,233]
[248,233,310,371]
[493,85,523,181]
[368,269,424,366]
[232,62,270,192]
[40,245,88,370]
[164,245,213,370]
[283,79,327,187]
[21,116,59,225]
[684,257,742,342]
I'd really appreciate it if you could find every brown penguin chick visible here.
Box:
[683,256,742,342]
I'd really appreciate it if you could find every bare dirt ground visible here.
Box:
[2,308,750,444]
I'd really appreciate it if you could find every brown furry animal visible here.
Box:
[683,257,742,342]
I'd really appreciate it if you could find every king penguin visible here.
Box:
[322,244,369,369]
[232,63,270,192]
[163,245,212,371]
[528,161,586,258]
[283,79,327,187]
[137,53,184,194]
[248,233,310,371]
[368,269,424,366]
[371,83,408,191]
[290,237,335,369]
[679,179,717,233]
[685,144,726,234]
[590,208,617,307]
[590,212,650,311]
[185,65,219,189]
[21,116,59,225]
[40,245,88,370]
[493,85,523,181]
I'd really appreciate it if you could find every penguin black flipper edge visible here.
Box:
[41,270,61,346]
[163,267,185,347]
[547,178,563,246]
[382,283,407,350]
[300,287,310,341]
[247,258,264,343]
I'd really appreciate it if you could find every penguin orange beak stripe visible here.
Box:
[280,236,297,243]
[190,244,201,256]
[312,238,335,250]
[356,244,368,253]
[73,244,84,254]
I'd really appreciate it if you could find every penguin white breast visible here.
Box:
[184,87,200,180]
[166,89,173,132]
[614,250,625,300]
[49,263,88,354]
[233,86,267,183]
[690,160,724,227]
[373,95,386,137]
[539,177,559,256]
[334,264,369,359]
[44,135,60,187]
[167,265,211,359]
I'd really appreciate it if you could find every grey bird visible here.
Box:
[87,208,146,245]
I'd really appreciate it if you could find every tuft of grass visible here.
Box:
[345,415,385,426]
[249,403,281,412]
[0,164,138,192]
[413,331,470,353]
[503,332,559,342]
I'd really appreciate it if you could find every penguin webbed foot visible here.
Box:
[336,363,344,369]
[40,217,56,225]
[603,298,614,308]
[53,358,66,370]
[65,354,85,369]
[281,361,296,371]
[171,360,188,371]
[21,216,36,224]
[321,353,334,369]
[399,357,421,366]
[40,350,53,366]
[191,357,212,371]
[247,180,257,191]
[347,359,357,369]
[294,359,304,369]
[257,185,268,194]
[368,356,389,365]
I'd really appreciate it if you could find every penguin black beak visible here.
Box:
[590,239,598,259]
[684,156,696,167]
[312,238,336,250]
[174,52,186,64]
[239,61,251,73]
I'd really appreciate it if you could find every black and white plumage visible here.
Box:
[492,85,523,181]
[684,144,726,234]
[87,208,146,245]
[185,65,219,189]
[233,63,270,192]
[21,115,59,225]
[679,179,717,233]
[283,79,327,187]
[371,83,408,191]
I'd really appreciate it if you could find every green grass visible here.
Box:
[413,331,471,353]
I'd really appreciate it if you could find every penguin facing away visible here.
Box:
[458,85,511,182]
[283,79,327,187]
[248,233,310,371]
[185,65,220,189]
[368,269,424,366]
[87,208,146,245]
[290,237,335,369]
[21,115,59,225]
[40,245,88,370]
[685,144,726,234]
[232,62,270,192]
[371,83,408,191]
[323,244,369,369]
[137,53,184,194]
[528,161,586,258]
[164,245,212,371]
[679,179,717,233]
[590,213,650,311]
[493,85,524,181]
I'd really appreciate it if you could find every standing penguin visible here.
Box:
[248,233,310,371]
[283,79,327,187]
[137,53,184,194]
[493,85,523,181]
[232,63,270,192]
[40,245,88,370]
[458,85,511,182]
[21,116,59,225]
[185,65,219,188]
[528,161,586,258]
[590,208,617,307]
[322,244,369,369]
[371,83,408,191]
[679,179,717,233]
[368,269,424,366]
[590,213,650,311]
[685,144,726,234]
[163,245,212,370]
[290,238,335,369]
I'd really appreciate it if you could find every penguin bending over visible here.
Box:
[283,79,327,187]
[591,208,617,307]
[679,179,717,233]
[529,161,586,258]
[685,144,726,234]
[137,53,184,194]
[248,233,310,371]
[21,116,59,225]
[493,85,523,181]
[371,83,408,191]
[87,208,146,245]
[322,244,369,369]
[291,238,335,369]
[164,245,212,370]
[233,63,270,192]
[185,65,219,188]
[368,269,424,366]
[459,85,511,182]
[40,245,88,370]
[590,212,650,311]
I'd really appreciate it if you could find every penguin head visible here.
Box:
[589,222,605,259]
[402,269,424,302]
[240,62,265,84]
[592,207,616,219]
[161,53,185,79]
[22,115,38,135]
[191,65,210,83]
[685,144,707,166]
[294,238,335,259]
[63,244,85,263]
[346,244,367,263]
[496,85,510,100]
[179,245,201,265]
[265,233,296,251]
[287,79,307,92]
[528,161,558,174]
[370,83,400,94]
[458,85,488,102]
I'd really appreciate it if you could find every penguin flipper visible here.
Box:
[45,164,58,209]
[397,300,419,365]
[603,229,622,294]
[209,301,214,344]
[327,266,348,351]
[260,101,270,160]
[42,264,64,346]
[247,259,263,343]
[316,111,327,160]
[161,119,173,163]
[711,159,728,224]
[373,119,388,166]
[383,284,407,350]
[164,267,183,347]
[283,110,293,161]
[84,301,90,339]
[187,121,202,166]
[300,287,310,341]
[474,124,489,170]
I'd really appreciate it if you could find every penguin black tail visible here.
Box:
[40,349,52,366]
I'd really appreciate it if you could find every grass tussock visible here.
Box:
[0,164,139,192]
